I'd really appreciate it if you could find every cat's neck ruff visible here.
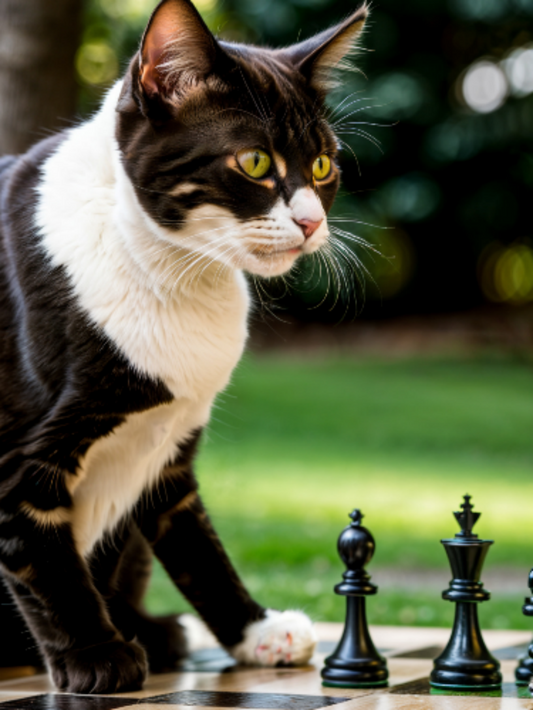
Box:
[36,82,250,401]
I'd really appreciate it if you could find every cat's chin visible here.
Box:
[242,249,303,278]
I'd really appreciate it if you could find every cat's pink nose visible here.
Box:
[294,218,323,239]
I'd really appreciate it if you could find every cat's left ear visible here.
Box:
[280,4,369,92]
[120,0,230,117]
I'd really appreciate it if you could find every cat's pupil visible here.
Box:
[318,157,323,171]
[253,152,260,169]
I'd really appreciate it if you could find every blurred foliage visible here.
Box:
[79,0,533,319]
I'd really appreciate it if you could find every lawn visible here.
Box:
[145,352,533,631]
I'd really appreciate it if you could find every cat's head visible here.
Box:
[116,0,367,278]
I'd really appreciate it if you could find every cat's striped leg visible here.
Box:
[137,461,316,666]
[90,522,188,672]
[0,458,147,694]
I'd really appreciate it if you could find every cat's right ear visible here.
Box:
[118,0,229,119]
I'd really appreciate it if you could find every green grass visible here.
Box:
[145,352,533,629]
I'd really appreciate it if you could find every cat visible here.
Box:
[0,0,368,695]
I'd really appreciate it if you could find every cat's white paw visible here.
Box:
[230,609,317,666]
[179,613,218,653]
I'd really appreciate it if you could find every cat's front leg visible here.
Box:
[137,462,317,666]
[0,460,148,693]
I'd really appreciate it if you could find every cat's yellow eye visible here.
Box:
[237,149,272,179]
[313,154,331,181]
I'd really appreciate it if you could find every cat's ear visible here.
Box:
[281,4,368,92]
[122,0,229,116]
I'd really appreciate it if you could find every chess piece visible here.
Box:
[321,509,388,688]
[514,568,533,686]
[430,495,502,691]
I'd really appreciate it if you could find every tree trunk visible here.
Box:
[0,0,83,156]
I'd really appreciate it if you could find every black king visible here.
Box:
[430,495,502,691]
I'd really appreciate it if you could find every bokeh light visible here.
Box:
[378,173,441,222]
[450,0,506,21]
[370,72,425,120]
[503,46,533,97]
[461,60,508,114]
[478,242,533,304]
[76,41,119,86]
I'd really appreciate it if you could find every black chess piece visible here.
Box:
[429,495,502,691]
[514,569,533,686]
[321,509,388,688]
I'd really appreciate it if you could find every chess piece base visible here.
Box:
[430,681,502,691]
[321,596,388,689]
[515,652,533,686]
[430,601,502,691]
[322,677,388,689]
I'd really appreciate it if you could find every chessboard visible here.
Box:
[1,624,533,709]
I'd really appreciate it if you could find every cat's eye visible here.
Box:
[237,149,272,179]
[313,155,331,181]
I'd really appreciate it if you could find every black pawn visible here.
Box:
[321,509,388,688]
[430,495,502,691]
[514,569,533,686]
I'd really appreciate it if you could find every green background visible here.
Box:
[145,352,533,630]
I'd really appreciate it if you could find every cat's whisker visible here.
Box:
[336,129,384,154]
[330,225,380,254]
[329,218,391,230]
[327,91,367,119]
[336,125,383,146]
[193,241,247,287]
[167,233,241,290]
[335,120,396,129]
[336,137,361,175]
[155,230,237,288]
[331,103,383,127]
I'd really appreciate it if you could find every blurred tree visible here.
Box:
[0,0,83,155]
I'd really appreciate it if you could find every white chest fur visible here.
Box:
[71,399,209,557]
[35,83,250,555]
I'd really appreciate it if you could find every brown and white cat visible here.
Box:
[0,0,368,695]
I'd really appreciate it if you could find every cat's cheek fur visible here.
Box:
[229,609,317,666]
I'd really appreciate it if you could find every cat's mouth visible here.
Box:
[243,242,309,277]
[248,243,303,259]
[251,245,302,257]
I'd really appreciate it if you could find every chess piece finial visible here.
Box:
[430,496,501,691]
[514,568,533,686]
[321,509,388,689]
[453,494,481,538]
[349,509,363,524]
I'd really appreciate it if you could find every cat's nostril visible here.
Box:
[293,218,323,239]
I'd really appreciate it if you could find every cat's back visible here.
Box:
[0,134,77,437]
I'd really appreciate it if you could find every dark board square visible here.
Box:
[143,690,351,709]
[388,678,533,698]
[390,645,444,660]
[0,695,139,710]
[388,678,431,695]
